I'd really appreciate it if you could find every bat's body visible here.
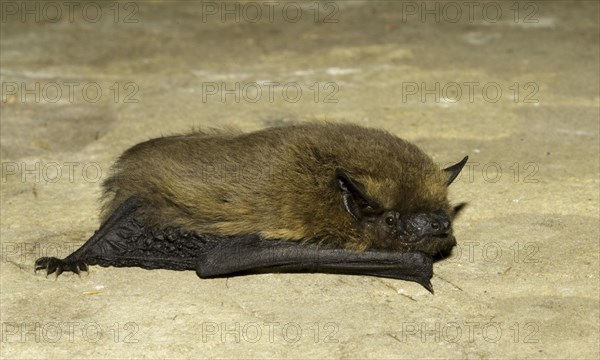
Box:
[35,123,467,292]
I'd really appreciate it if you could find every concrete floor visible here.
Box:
[1,1,598,358]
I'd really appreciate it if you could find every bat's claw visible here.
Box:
[420,280,434,294]
[35,257,88,278]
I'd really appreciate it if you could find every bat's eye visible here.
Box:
[385,216,395,226]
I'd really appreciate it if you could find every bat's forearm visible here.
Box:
[197,235,434,292]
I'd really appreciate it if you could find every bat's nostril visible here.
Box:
[431,222,440,230]
[443,221,451,230]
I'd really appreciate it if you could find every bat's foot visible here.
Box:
[35,257,88,277]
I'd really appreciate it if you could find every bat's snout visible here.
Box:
[401,212,452,239]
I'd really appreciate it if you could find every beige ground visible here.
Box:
[1,1,598,358]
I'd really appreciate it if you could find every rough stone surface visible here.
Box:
[1,1,598,358]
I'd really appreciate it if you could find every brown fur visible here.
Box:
[101,123,452,252]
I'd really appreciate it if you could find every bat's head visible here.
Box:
[336,156,468,257]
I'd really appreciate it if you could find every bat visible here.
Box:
[35,123,467,293]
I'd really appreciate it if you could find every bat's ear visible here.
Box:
[443,156,468,186]
[336,168,383,220]
[452,202,467,218]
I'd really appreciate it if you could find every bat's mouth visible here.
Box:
[398,234,456,255]
[398,232,449,245]
[398,236,427,246]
